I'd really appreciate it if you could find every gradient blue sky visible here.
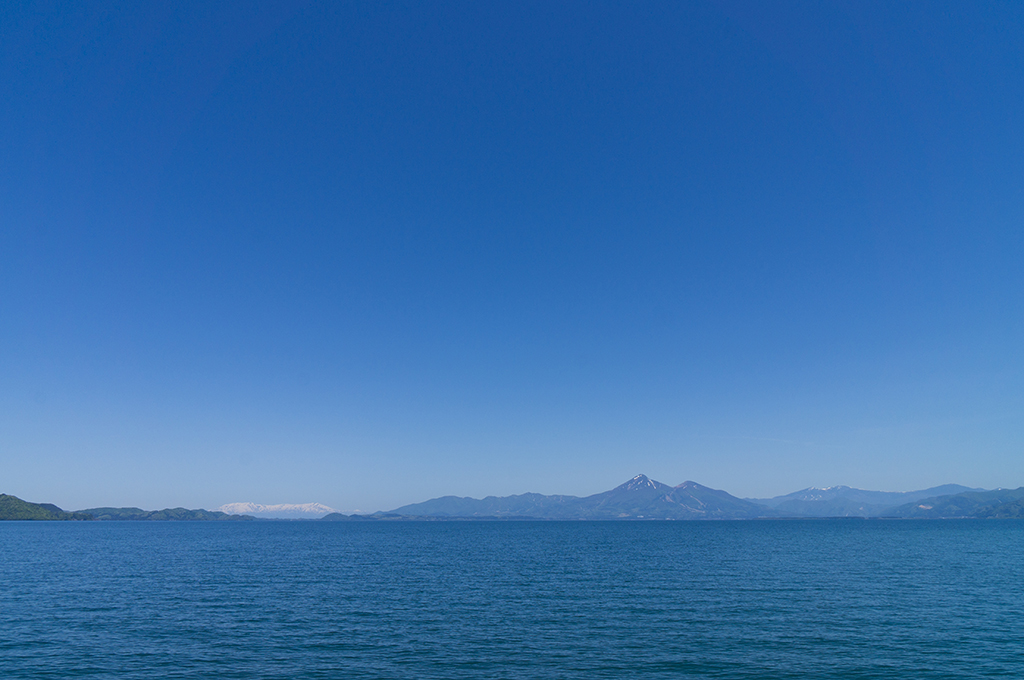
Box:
[2,1,1022,512]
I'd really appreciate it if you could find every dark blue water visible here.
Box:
[2,520,1022,679]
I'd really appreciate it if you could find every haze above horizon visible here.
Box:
[3,1,1022,513]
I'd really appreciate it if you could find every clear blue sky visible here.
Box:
[2,1,1022,512]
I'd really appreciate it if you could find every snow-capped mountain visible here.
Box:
[216,502,338,519]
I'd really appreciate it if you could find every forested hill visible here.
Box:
[79,507,254,521]
[885,487,1024,518]
[0,494,92,520]
[0,495,254,521]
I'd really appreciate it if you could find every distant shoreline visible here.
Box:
[4,475,1023,522]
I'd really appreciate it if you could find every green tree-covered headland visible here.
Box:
[79,507,254,521]
[0,494,93,520]
[0,494,253,521]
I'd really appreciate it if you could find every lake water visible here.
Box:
[2,520,1022,679]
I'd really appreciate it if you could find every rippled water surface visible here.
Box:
[2,520,1023,678]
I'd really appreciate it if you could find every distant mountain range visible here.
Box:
[216,502,338,519]
[384,475,767,520]
[747,484,981,518]
[4,478,1024,521]
[351,476,1021,521]
[882,487,1024,519]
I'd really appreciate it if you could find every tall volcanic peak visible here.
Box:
[389,475,770,520]
[615,475,674,493]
